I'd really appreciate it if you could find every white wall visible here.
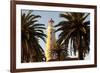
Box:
[0,0,100,73]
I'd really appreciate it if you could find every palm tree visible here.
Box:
[21,10,46,62]
[55,12,90,60]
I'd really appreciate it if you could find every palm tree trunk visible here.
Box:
[25,39,30,62]
[78,48,84,60]
[78,32,84,60]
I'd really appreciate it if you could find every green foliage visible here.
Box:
[55,12,90,60]
[21,10,46,62]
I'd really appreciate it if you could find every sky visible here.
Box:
[22,10,90,58]
[22,10,65,51]
[32,10,64,51]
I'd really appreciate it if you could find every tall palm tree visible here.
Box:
[55,12,90,60]
[21,10,46,62]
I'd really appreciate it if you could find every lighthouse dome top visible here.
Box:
[48,18,54,24]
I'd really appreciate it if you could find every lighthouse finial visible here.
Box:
[49,18,54,24]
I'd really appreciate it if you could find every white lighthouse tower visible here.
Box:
[45,18,58,61]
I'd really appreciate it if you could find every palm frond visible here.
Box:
[54,21,70,27]
[32,24,45,27]
[55,12,90,60]
[21,10,46,62]
[83,21,90,25]
[60,13,73,20]
[81,13,90,22]
[34,26,46,30]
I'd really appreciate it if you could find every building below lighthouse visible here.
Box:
[45,18,58,61]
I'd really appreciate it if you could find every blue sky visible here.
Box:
[22,10,90,52]
[32,10,65,51]
[22,10,65,51]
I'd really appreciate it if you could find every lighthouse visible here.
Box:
[45,18,58,61]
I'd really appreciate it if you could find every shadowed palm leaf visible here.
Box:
[21,10,46,62]
[55,12,90,60]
